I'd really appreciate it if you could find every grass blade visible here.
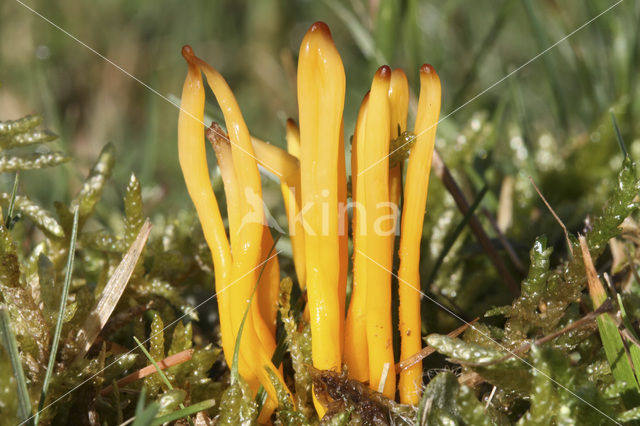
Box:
[35,206,79,425]
[323,0,386,64]
[374,0,400,65]
[74,220,152,361]
[579,235,640,407]
[0,306,32,423]
[231,233,280,411]
[617,293,640,385]
[452,0,512,106]
[6,172,19,229]
[610,111,628,158]
[132,336,192,425]
[132,336,179,393]
[149,399,216,426]
[521,0,568,129]
[130,387,159,426]
[427,183,489,287]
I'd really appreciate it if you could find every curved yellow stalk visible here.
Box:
[257,225,280,339]
[344,93,369,382]
[388,69,409,215]
[208,125,282,345]
[207,124,242,234]
[187,48,292,408]
[397,64,441,404]
[282,119,306,289]
[362,66,395,398]
[208,124,281,420]
[178,48,259,393]
[251,136,300,186]
[285,119,301,158]
[338,117,348,358]
[297,22,345,415]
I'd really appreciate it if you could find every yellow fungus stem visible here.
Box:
[282,119,306,289]
[344,94,370,382]
[178,50,260,395]
[297,22,346,416]
[363,66,395,399]
[182,47,292,410]
[397,64,441,404]
[387,69,409,223]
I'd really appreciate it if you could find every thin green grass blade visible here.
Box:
[521,0,568,129]
[149,399,215,426]
[0,306,32,423]
[596,312,640,402]
[6,172,19,229]
[627,1,640,129]
[374,0,400,65]
[452,0,512,106]
[232,232,281,385]
[580,236,640,407]
[617,294,640,385]
[229,301,246,387]
[610,111,628,158]
[229,232,280,411]
[132,336,178,393]
[427,183,489,287]
[323,0,386,64]
[132,336,192,425]
[131,387,159,426]
[34,206,79,425]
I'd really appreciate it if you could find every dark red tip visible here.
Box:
[182,45,194,59]
[420,64,436,74]
[376,65,391,79]
[310,21,331,37]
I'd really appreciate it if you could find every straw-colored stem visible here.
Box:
[344,94,370,382]
[363,66,395,398]
[297,22,346,415]
[251,135,300,186]
[257,225,280,340]
[178,49,257,391]
[184,48,292,409]
[387,69,409,232]
[282,119,306,288]
[397,64,441,404]
[338,118,348,358]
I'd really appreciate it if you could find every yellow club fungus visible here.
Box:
[178,21,441,419]
[297,22,345,377]
[397,64,442,404]
[344,93,370,383]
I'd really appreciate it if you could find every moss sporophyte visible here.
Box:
[178,21,441,418]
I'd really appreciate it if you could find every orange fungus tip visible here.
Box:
[310,21,331,36]
[420,63,435,74]
[182,45,194,58]
[376,65,391,79]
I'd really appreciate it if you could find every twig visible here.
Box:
[528,176,573,256]
[99,348,194,396]
[462,299,613,367]
[395,318,478,373]
[431,151,519,295]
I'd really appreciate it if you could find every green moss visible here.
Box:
[217,376,258,426]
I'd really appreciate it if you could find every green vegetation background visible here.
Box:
[1,0,640,424]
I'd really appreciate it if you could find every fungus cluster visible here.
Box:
[177,21,440,418]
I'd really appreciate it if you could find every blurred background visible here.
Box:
[1,0,639,328]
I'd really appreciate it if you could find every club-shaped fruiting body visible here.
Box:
[178,22,441,417]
